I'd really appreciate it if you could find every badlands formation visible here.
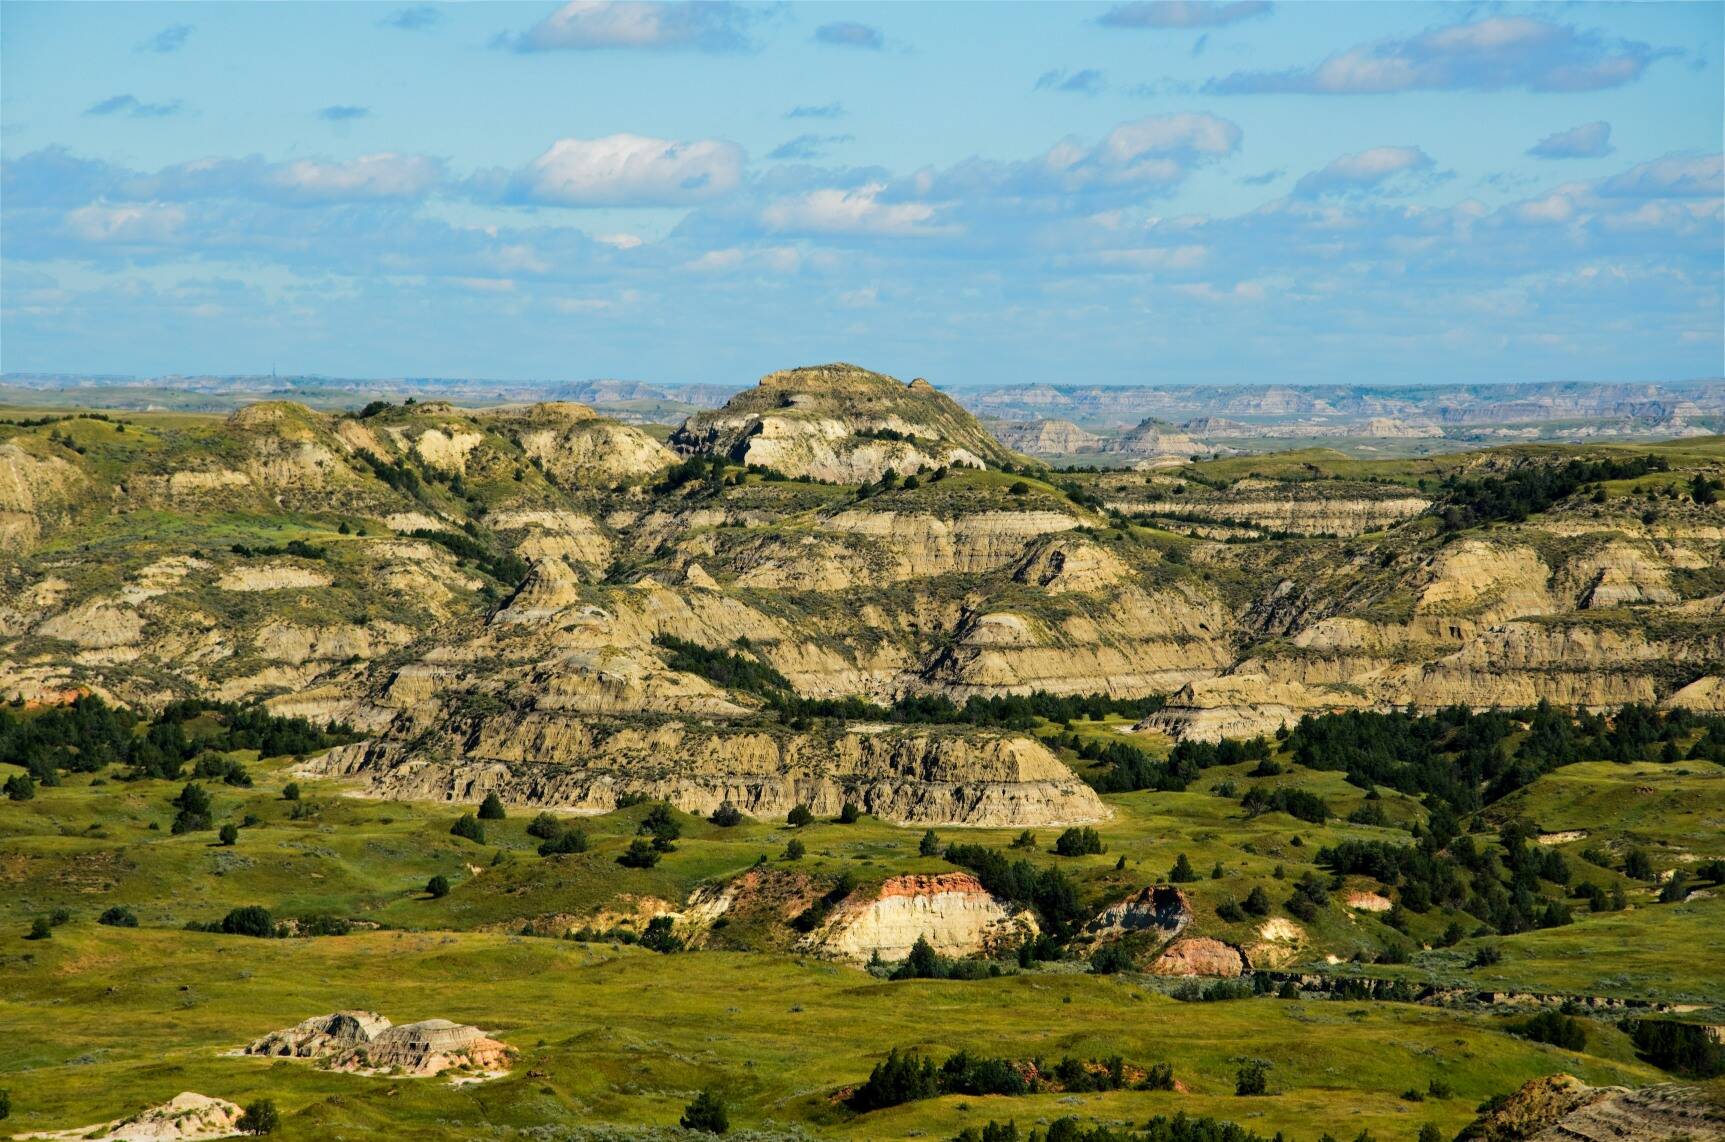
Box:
[3,363,1720,823]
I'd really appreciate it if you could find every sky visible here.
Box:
[1,0,1721,389]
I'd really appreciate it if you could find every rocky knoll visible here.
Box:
[669,363,1020,482]
[303,723,1109,827]
[16,1092,244,1142]
[804,873,1038,962]
[1457,1073,1724,1141]
[243,1011,512,1077]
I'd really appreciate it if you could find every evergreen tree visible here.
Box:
[919,829,941,857]
[680,1089,728,1134]
[477,792,507,820]
[237,1099,279,1135]
[426,875,450,898]
[1169,853,1198,883]
[450,814,486,844]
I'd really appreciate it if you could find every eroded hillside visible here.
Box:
[3,369,1724,825]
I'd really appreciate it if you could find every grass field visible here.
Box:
[5,738,1725,1139]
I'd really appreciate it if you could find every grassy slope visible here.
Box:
[5,744,1724,1138]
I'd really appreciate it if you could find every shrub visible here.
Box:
[220,906,276,938]
[1658,871,1689,903]
[920,829,941,856]
[640,915,684,954]
[1054,827,1106,857]
[1470,944,1502,968]
[1169,853,1198,883]
[538,827,589,856]
[477,792,507,820]
[837,801,862,824]
[680,1089,728,1134]
[787,804,815,827]
[1089,941,1134,975]
[218,823,239,846]
[617,838,661,868]
[1242,886,1271,916]
[1010,830,1038,849]
[426,875,450,898]
[26,917,51,941]
[1628,1018,1725,1077]
[1216,899,1245,923]
[3,774,34,801]
[527,812,563,839]
[280,782,300,801]
[450,814,486,844]
[1009,481,1030,495]
[783,838,806,861]
[99,906,139,927]
[1517,1011,1587,1051]
[710,803,743,827]
[1235,1060,1269,1096]
[237,1099,279,1135]
[1417,1126,1443,1142]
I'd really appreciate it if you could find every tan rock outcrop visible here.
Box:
[1149,937,1246,978]
[331,1019,513,1077]
[18,1092,244,1142]
[244,1010,392,1058]
[808,873,1037,963]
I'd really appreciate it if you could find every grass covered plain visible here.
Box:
[3,741,1723,1138]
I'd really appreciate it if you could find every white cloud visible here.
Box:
[1099,2,1271,30]
[66,203,188,243]
[761,183,950,237]
[508,1,758,52]
[1598,153,1722,199]
[1528,121,1614,160]
[265,154,444,202]
[510,134,744,207]
[1208,16,1667,95]
[1294,146,1437,198]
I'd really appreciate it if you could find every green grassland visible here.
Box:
[5,736,1724,1139]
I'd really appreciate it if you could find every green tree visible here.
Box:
[680,1089,728,1134]
[787,804,814,827]
[1417,1127,1443,1142]
[617,838,661,868]
[919,829,941,857]
[783,838,806,861]
[1169,853,1198,883]
[25,917,51,941]
[426,875,450,898]
[450,814,486,844]
[170,782,213,834]
[1235,1060,1269,1096]
[837,801,861,824]
[477,792,507,820]
[3,773,34,801]
[709,803,743,827]
[218,823,239,846]
[237,1098,280,1135]
[281,782,300,801]
[220,905,276,938]
[99,906,138,927]
[1243,886,1271,916]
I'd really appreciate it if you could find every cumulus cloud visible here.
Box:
[1597,152,1723,199]
[318,105,370,123]
[85,94,183,119]
[140,24,192,53]
[761,183,949,237]
[787,102,845,120]
[1293,146,1438,198]
[257,154,445,203]
[1099,1,1270,29]
[767,134,854,161]
[66,202,188,244]
[505,1,759,52]
[1529,121,1615,160]
[382,5,441,30]
[505,134,744,206]
[813,22,884,50]
[1207,16,1668,94]
[1034,68,1105,95]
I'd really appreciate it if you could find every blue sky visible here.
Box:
[2,1,1721,387]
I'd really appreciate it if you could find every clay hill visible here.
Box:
[2,364,1723,828]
